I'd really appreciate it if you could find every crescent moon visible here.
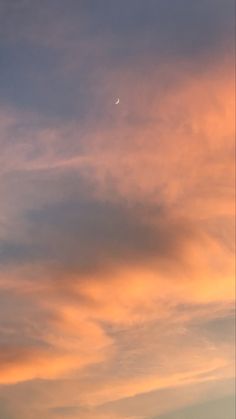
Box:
[115,98,120,105]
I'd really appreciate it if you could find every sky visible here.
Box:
[0,1,235,418]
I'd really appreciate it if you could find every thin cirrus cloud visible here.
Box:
[0,1,235,419]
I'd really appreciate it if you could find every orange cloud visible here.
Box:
[0,48,234,419]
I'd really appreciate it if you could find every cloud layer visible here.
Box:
[0,1,235,418]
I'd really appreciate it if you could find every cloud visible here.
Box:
[0,0,234,120]
[152,395,235,419]
[0,5,234,417]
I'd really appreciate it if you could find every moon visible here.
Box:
[115,98,120,105]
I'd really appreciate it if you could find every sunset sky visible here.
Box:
[0,1,235,418]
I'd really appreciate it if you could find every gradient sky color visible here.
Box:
[0,1,235,418]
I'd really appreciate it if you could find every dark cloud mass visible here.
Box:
[0,188,192,275]
[25,199,191,273]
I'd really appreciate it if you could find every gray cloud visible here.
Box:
[1,0,234,54]
[0,0,234,118]
[0,180,191,275]
[0,400,14,419]
[152,395,235,419]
